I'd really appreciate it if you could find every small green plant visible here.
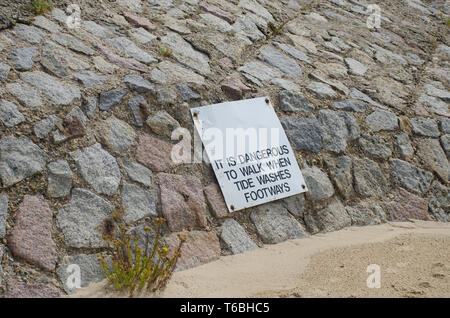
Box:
[268,22,282,34]
[31,0,52,15]
[158,45,173,57]
[98,217,185,297]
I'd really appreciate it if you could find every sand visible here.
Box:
[72,220,450,298]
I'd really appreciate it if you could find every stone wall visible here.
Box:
[0,0,448,297]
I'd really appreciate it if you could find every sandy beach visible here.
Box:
[72,221,450,298]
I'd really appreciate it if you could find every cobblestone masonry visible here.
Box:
[0,0,449,297]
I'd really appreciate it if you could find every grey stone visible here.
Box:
[66,106,88,128]
[389,159,433,194]
[281,116,322,153]
[220,219,258,254]
[346,202,386,226]
[238,61,283,83]
[146,110,180,138]
[106,37,157,64]
[13,24,45,44]
[128,95,146,127]
[83,21,114,39]
[416,139,448,182]
[0,99,25,127]
[233,16,265,42]
[365,110,398,132]
[21,71,81,106]
[122,159,152,187]
[6,82,42,109]
[33,16,61,33]
[0,192,7,239]
[440,134,450,157]
[349,88,384,109]
[332,99,367,112]
[99,88,128,111]
[57,254,106,294]
[95,116,136,154]
[418,95,448,114]
[176,84,200,101]
[70,143,121,196]
[275,42,311,64]
[324,155,354,200]
[439,118,450,133]
[428,181,449,222]
[278,90,314,113]
[307,82,336,99]
[397,132,414,158]
[51,33,95,55]
[73,71,108,88]
[358,134,392,160]
[11,47,37,71]
[424,84,450,102]
[56,188,113,248]
[81,97,98,119]
[281,193,305,218]
[0,244,3,285]
[128,27,157,44]
[302,166,335,200]
[151,61,205,86]
[344,57,367,75]
[34,115,59,139]
[0,136,46,187]
[318,110,360,153]
[411,117,440,137]
[271,78,300,91]
[123,74,155,93]
[48,160,73,198]
[0,63,10,81]
[304,197,351,234]
[161,32,210,75]
[250,202,307,244]
[258,46,302,78]
[121,182,157,223]
[353,158,387,197]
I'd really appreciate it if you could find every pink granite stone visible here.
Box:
[8,195,57,271]
[382,188,430,221]
[5,279,60,298]
[221,76,251,100]
[164,231,221,271]
[135,132,178,172]
[218,57,233,70]
[158,173,208,232]
[199,1,234,23]
[97,44,147,72]
[204,183,230,218]
[123,12,157,31]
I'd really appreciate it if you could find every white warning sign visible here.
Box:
[191,97,308,212]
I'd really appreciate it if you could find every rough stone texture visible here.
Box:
[158,173,208,232]
[397,132,414,158]
[258,45,302,78]
[221,219,258,254]
[9,195,57,271]
[121,182,157,223]
[411,117,440,137]
[352,158,387,197]
[5,279,60,298]
[95,116,136,154]
[0,63,10,81]
[99,87,128,111]
[389,159,434,194]
[345,201,386,226]
[11,47,37,71]
[0,99,25,127]
[324,155,354,200]
[302,166,334,200]
[281,116,322,153]
[307,82,337,99]
[47,160,73,198]
[221,77,251,100]
[358,134,393,160]
[164,231,221,271]
[56,188,113,248]
[123,74,155,93]
[0,136,46,187]
[71,143,121,196]
[440,134,450,158]
[135,132,178,172]
[250,202,307,244]
[332,99,367,112]
[279,90,314,113]
[73,71,108,88]
[428,181,449,222]
[0,192,8,239]
[304,197,351,234]
[146,110,180,138]
[281,193,306,218]
[365,110,399,132]
[122,159,152,187]
[21,71,80,106]
[318,110,359,153]
[382,188,430,221]
[416,139,448,182]
[204,183,230,219]
[7,82,43,109]
[106,37,157,65]
[57,253,105,294]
